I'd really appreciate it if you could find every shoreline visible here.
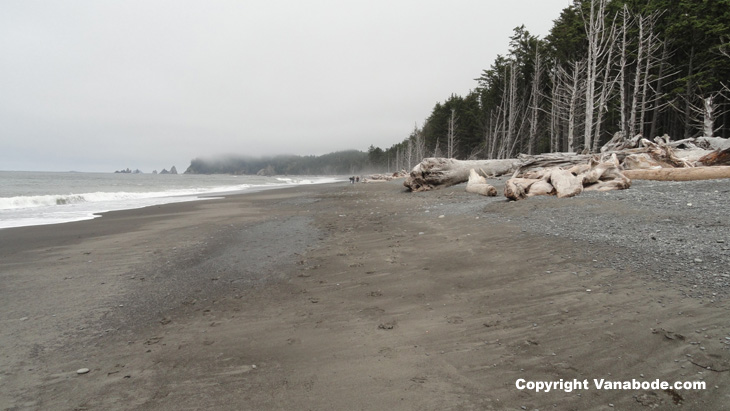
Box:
[1,180,728,410]
[0,173,342,230]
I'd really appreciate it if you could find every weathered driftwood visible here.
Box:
[405,153,594,192]
[527,180,556,197]
[698,148,730,166]
[550,169,584,198]
[503,178,540,201]
[363,171,407,183]
[623,166,730,181]
[404,158,520,192]
[600,132,644,153]
[405,136,730,193]
[599,134,725,169]
[695,137,730,151]
[504,155,630,201]
[513,152,592,176]
[465,169,497,196]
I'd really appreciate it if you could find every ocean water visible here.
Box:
[0,171,341,229]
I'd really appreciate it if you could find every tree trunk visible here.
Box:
[465,169,498,196]
[404,158,520,192]
[623,166,730,181]
[698,148,730,166]
[550,169,584,198]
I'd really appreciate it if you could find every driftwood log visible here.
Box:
[465,169,497,196]
[403,136,730,193]
[623,166,730,181]
[504,155,630,201]
[363,171,408,183]
[404,153,595,192]
[698,148,730,166]
[404,158,520,192]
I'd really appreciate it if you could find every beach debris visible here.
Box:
[504,154,631,201]
[465,169,497,196]
[362,171,407,183]
[404,135,730,194]
[404,157,520,192]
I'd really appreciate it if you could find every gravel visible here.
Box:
[478,178,730,299]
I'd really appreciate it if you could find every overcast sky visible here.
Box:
[1,0,570,172]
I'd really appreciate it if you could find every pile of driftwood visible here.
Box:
[362,170,408,183]
[404,134,730,201]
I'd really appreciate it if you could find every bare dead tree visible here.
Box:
[549,68,561,153]
[565,60,585,153]
[618,5,631,138]
[528,44,543,155]
[499,60,525,158]
[591,12,620,152]
[406,138,414,170]
[581,0,614,152]
[413,124,426,165]
[487,109,501,159]
[720,37,730,93]
[447,108,459,159]
[686,92,729,137]
[433,137,443,158]
[648,37,675,139]
[633,11,663,138]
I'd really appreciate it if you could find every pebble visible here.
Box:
[438,215,445,219]
[77,368,90,374]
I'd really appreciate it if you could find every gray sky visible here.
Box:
[1,0,570,172]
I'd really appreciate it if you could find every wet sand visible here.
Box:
[1,180,728,410]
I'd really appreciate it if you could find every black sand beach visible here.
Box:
[1,180,729,410]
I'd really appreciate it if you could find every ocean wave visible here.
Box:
[0,177,340,211]
[0,188,239,211]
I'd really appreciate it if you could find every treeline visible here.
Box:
[184,150,370,175]
[370,0,730,171]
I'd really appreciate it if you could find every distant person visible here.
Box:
[349,176,355,184]
[356,176,360,183]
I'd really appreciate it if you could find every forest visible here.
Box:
[369,0,730,173]
[184,150,369,175]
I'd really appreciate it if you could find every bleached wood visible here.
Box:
[526,180,555,197]
[623,166,730,181]
[549,169,584,198]
[504,178,541,201]
[404,158,520,192]
[465,169,497,196]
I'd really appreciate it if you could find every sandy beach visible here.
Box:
[1,179,729,410]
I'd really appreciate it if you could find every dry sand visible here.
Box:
[1,180,729,410]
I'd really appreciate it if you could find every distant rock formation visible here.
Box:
[152,170,158,174]
[159,166,178,175]
[159,169,169,174]
[114,168,142,174]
